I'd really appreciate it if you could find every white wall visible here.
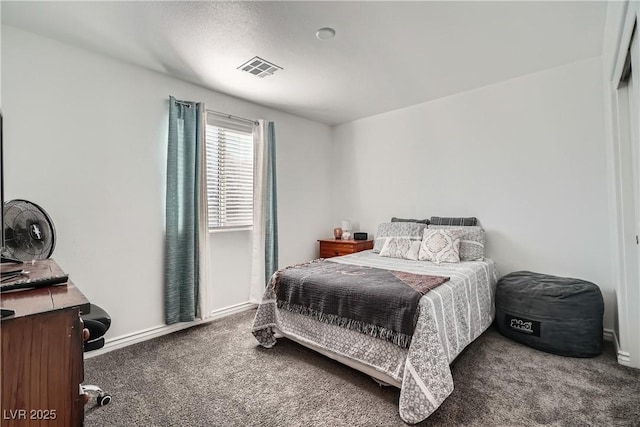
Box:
[332,57,615,329]
[1,26,333,339]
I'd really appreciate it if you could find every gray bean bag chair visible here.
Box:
[495,271,604,357]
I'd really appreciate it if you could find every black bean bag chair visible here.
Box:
[495,271,604,357]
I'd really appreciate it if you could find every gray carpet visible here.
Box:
[84,309,640,426]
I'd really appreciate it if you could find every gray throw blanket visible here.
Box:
[274,260,450,348]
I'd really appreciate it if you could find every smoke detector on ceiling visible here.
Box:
[316,27,336,40]
[238,56,283,78]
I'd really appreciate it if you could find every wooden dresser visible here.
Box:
[1,259,89,427]
[318,239,374,258]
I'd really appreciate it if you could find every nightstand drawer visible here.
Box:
[327,242,357,252]
[320,247,355,258]
[318,239,374,259]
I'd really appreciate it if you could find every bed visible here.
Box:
[252,248,498,424]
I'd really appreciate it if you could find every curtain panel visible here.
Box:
[250,120,279,303]
[265,122,279,284]
[165,96,205,324]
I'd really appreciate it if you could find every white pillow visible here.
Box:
[418,229,463,263]
[428,225,485,261]
[379,237,421,260]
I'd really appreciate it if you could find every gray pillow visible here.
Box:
[428,225,484,261]
[430,216,478,226]
[391,217,430,225]
[373,222,428,253]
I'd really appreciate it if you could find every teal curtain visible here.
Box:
[165,96,201,324]
[265,122,278,284]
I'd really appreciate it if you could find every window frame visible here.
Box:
[205,113,255,232]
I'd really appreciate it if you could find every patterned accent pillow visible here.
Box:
[418,229,463,263]
[373,222,428,253]
[391,217,430,225]
[429,225,485,261]
[379,237,421,261]
[429,216,478,226]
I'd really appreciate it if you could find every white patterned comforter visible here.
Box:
[252,251,498,424]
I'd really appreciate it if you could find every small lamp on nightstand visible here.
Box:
[341,220,352,240]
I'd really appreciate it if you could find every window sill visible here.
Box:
[209,226,253,234]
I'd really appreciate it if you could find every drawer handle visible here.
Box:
[334,251,339,255]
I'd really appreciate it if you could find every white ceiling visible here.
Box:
[2,1,607,125]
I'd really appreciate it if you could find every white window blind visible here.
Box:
[205,112,254,230]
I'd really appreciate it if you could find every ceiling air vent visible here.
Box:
[238,56,283,78]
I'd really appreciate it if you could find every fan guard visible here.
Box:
[3,199,56,261]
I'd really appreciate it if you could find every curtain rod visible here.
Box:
[206,109,259,126]
[173,101,259,126]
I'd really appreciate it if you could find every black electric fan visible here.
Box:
[2,199,56,262]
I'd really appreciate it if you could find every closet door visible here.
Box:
[617,25,640,368]
[630,29,640,368]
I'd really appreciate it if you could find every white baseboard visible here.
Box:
[603,328,615,342]
[617,350,632,366]
[603,328,632,367]
[85,301,257,359]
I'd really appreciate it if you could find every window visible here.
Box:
[205,112,254,230]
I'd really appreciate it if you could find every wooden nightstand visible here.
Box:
[318,239,374,258]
